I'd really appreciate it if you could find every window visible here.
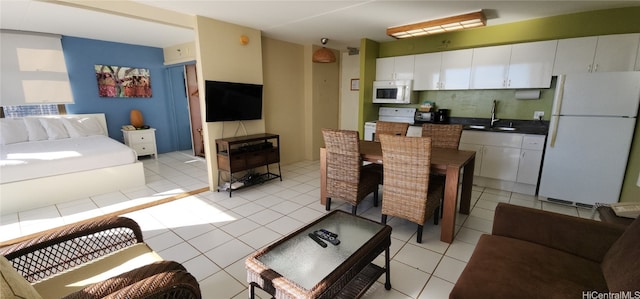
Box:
[0,30,73,105]
[1,104,65,118]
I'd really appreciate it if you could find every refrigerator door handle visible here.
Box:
[549,75,566,148]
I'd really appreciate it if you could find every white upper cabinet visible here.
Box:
[553,33,640,75]
[470,41,557,89]
[414,49,473,90]
[440,49,474,90]
[508,40,557,88]
[593,33,640,72]
[636,40,640,71]
[375,55,415,81]
[470,45,511,89]
[552,36,598,75]
[413,52,441,90]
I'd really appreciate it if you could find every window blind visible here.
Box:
[0,30,74,105]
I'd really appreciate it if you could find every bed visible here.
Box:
[0,114,145,214]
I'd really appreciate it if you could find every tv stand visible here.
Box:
[215,133,282,197]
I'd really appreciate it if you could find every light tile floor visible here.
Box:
[0,150,596,299]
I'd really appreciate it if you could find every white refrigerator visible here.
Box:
[538,71,640,206]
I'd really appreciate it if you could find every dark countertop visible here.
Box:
[413,117,549,135]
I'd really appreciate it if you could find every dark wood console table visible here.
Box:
[215,133,282,196]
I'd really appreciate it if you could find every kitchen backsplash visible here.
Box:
[414,77,557,120]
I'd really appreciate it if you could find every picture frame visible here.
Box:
[95,64,152,98]
[350,78,359,91]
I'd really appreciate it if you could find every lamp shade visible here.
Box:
[130,109,144,128]
[313,47,336,63]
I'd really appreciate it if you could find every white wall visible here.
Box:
[339,52,360,130]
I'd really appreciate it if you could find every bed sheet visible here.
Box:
[0,135,138,184]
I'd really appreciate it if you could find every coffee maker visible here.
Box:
[435,109,450,123]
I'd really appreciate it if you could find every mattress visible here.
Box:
[0,135,138,184]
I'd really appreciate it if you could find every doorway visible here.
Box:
[185,64,204,157]
[167,64,204,157]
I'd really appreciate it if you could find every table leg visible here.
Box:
[385,245,391,290]
[440,166,461,243]
[320,148,327,205]
[459,156,475,215]
[249,283,255,299]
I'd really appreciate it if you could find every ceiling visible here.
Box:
[1,1,638,50]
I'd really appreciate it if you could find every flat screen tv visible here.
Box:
[205,80,263,122]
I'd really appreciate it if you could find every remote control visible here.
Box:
[314,230,340,246]
[320,229,338,239]
[308,233,327,248]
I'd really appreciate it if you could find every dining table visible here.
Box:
[319,140,476,243]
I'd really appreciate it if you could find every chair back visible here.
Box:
[374,121,410,142]
[379,135,436,225]
[421,123,463,149]
[321,128,361,201]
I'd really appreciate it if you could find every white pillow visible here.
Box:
[23,118,48,141]
[39,118,69,140]
[62,117,105,137]
[0,118,29,145]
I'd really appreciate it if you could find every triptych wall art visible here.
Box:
[95,65,152,98]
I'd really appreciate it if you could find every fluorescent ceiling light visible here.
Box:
[387,11,486,39]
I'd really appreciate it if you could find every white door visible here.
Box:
[394,55,415,80]
[558,72,640,117]
[413,52,442,90]
[592,33,640,72]
[481,145,521,181]
[440,49,473,90]
[507,40,557,88]
[539,116,636,204]
[553,36,598,75]
[470,45,511,89]
[517,149,543,185]
[376,57,396,80]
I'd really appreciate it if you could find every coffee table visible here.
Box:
[245,210,392,299]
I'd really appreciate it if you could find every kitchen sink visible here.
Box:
[493,127,517,131]
[466,125,518,132]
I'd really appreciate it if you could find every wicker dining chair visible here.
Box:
[322,128,381,215]
[421,123,464,149]
[374,121,410,142]
[379,134,444,243]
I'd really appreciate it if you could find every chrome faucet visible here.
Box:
[490,99,500,127]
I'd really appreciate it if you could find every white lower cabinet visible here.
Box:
[481,145,521,181]
[516,135,546,185]
[517,149,543,184]
[460,131,523,181]
[459,131,546,194]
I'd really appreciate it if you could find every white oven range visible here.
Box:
[364,107,416,141]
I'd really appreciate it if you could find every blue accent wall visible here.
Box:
[61,36,178,154]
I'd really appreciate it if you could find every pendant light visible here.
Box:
[312,38,336,63]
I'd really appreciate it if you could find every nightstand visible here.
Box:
[122,128,157,159]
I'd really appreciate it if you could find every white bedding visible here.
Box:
[0,135,137,184]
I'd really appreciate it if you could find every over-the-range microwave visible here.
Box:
[372,80,412,104]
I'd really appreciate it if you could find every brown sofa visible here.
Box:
[1,216,201,299]
[451,203,639,299]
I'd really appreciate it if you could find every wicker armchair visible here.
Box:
[379,135,444,243]
[0,216,201,299]
[322,128,381,214]
[420,123,463,149]
[374,121,410,142]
